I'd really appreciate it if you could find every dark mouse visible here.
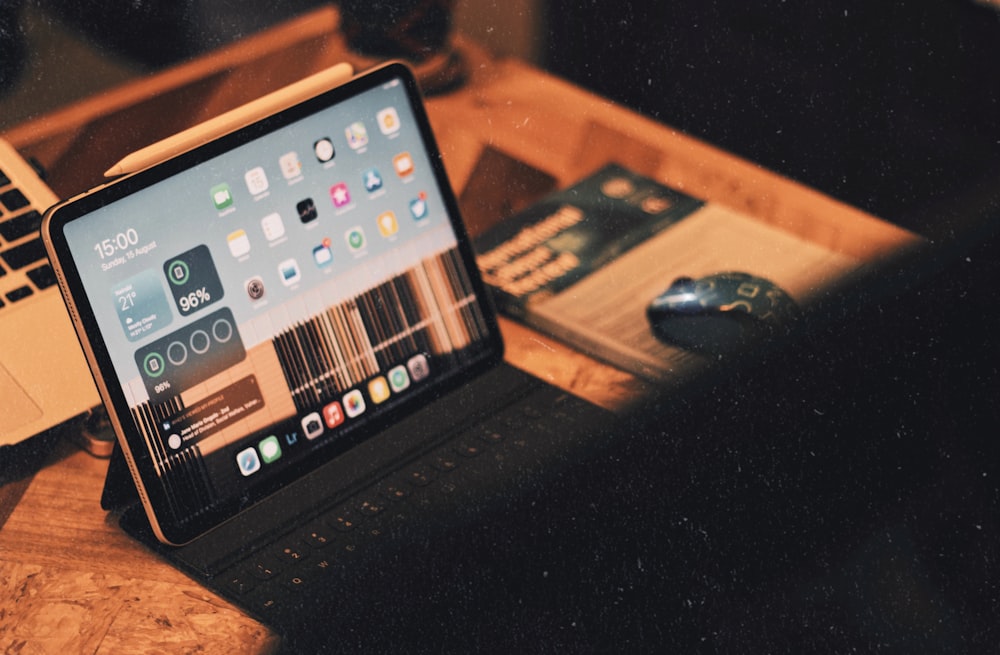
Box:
[646,272,799,353]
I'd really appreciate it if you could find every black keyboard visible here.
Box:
[116,365,616,647]
[0,164,56,309]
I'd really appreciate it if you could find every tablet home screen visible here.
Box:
[55,66,499,532]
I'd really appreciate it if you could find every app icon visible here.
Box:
[261,212,285,241]
[330,182,351,208]
[362,167,383,193]
[237,447,261,476]
[314,138,335,163]
[343,389,366,418]
[410,192,429,222]
[377,107,401,135]
[245,276,265,301]
[407,353,430,382]
[313,238,333,268]
[245,166,269,195]
[227,229,251,258]
[211,183,233,210]
[393,151,414,178]
[377,211,398,238]
[297,198,318,224]
[388,365,410,392]
[368,376,391,404]
[344,227,366,253]
[278,258,301,286]
[322,401,345,429]
[345,121,369,150]
[279,152,302,179]
[259,436,283,463]
[302,412,324,440]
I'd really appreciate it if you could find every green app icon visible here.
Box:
[345,227,366,252]
[211,183,233,210]
[259,436,282,464]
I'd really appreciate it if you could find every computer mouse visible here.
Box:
[646,272,800,353]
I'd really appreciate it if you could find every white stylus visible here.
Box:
[104,62,354,177]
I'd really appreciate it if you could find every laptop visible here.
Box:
[42,62,617,649]
[0,138,99,451]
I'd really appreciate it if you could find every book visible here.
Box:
[474,164,863,383]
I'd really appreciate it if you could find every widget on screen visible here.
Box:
[112,268,173,341]
[134,307,246,399]
[163,245,224,317]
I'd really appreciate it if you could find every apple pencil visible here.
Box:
[104,62,354,177]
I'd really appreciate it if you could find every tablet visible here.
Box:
[42,62,504,545]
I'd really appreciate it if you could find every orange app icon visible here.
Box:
[393,151,414,178]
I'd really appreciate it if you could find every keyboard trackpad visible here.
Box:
[0,361,42,431]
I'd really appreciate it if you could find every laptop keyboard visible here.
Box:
[0,166,57,309]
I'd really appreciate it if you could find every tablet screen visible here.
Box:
[44,63,503,543]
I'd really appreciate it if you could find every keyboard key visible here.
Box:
[279,555,336,593]
[0,169,10,186]
[272,541,310,565]
[5,286,33,303]
[454,442,483,458]
[247,590,281,615]
[0,189,29,212]
[355,498,385,516]
[1,238,46,270]
[478,426,505,444]
[0,210,42,241]
[378,481,408,503]
[326,506,362,532]
[300,523,334,549]
[249,555,281,580]
[278,571,311,592]
[405,466,438,487]
[27,264,57,289]
[222,571,259,596]
[429,450,460,472]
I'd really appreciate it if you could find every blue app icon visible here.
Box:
[279,259,301,286]
[362,167,383,193]
[237,447,261,476]
[410,192,429,222]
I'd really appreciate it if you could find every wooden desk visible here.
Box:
[0,8,919,652]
